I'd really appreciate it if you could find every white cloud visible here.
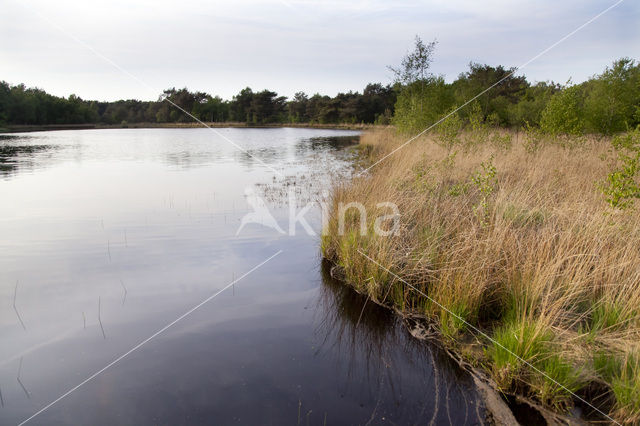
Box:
[1,0,637,101]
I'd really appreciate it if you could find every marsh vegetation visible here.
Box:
[322,37,640,423]
[322,126,640,423]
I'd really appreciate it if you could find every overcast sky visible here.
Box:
[1,0,638,101]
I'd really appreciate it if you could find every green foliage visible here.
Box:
[523,121,546,153]
[601,128,640,209]
[196,95,230,122]
[471,156,498,225]
[584,58,640,134]
[388,35,437,86]
[409,156,439,193]
[594,351,640,416]
[0,82,99,125]
[0,81,396,127]
[540,83,586,136]
[611,126,640,151]
[287,91,309,123]
[393,77,455,133]
[581,299,637,344]
[491,316,582,409]
[612,354,640,415]
[537,59,640,136]
[453,62,528,126]
[508,82,558,127]
[440,301,470,337]
[248,90,288,124]
[434,108,463,151]
[2,53,637,134]
[464,106,512,151]
[590,301,625,333]
[489,125,513,152]
[602,159,640,209]
[490,319,553,387]
[465,102,491,150]
[385,34,636,138]
[594,351,622,381]
[448,181,470,197]
[533,354,582,409]
[390,56,638,136]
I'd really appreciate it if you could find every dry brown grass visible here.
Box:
[322,128,640,423]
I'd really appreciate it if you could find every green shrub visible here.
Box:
[471,156,498,225]
[522,121,546,153]
[540,84,586,136]
[584,58,640,134]
[434,108,463,152]
[393,77,456,134]
[601,128,640,209]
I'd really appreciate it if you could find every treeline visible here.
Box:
[392,37,640,135]
[0,82,396,127]
[2,37,638,135]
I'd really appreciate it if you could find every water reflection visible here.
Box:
[16,357,30,400]
[0,128,483,425]
[0,135,25,141]
[13,281,27,331]
[315,260,483,425]
[164,150,222,169]
[300,135,360,152]
[251,135,359,207]
[0,143,58,177]
[234,146,282,169]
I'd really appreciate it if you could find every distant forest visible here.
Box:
[0,82,397,127]
[1,40,638,135]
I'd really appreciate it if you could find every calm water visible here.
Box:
[0,128,482,425]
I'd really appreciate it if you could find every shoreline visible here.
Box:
[325,259,581,425]
[322,127,638,424]
[0,122,381,134]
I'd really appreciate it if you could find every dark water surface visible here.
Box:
[0,128,483,425]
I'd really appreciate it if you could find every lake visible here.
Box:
[0,128,482,425]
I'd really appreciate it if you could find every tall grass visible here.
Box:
[322,128,640,423]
